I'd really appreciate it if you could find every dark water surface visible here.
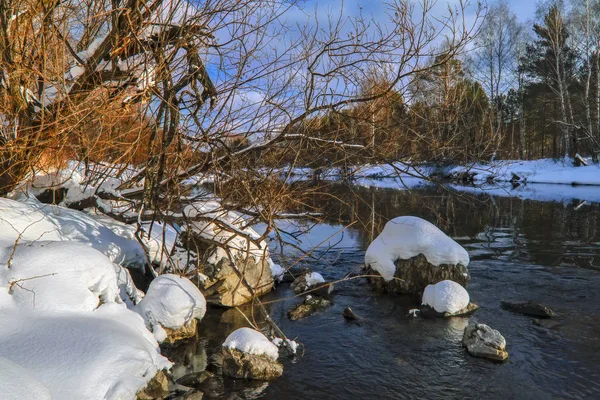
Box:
[166,183,600,399]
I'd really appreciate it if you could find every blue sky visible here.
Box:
[297,0,537,24]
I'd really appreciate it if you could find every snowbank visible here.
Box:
[422,280,470,314]
[365,216,470,281]
[223,327,279,361]
[0,357,52,400]
[448,158,600,186]
[0,305,171,400]
[0,241,120,312]
[135,274,206,340]
[0,197,146,267]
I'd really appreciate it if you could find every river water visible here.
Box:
[165,180,600,399]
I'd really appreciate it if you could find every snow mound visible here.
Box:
[0,357,52,400]
[223,327,279,360]
[422,280,470,314]
[0,241,120,312]
[0,197,146,267]
[304,272,325,286]
[0,304,171,400]
[135,274,206,338]
[364,216,469,281]
[270,262,285,283]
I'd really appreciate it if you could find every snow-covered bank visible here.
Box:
[0,193,209,399]
[446,158,600,186]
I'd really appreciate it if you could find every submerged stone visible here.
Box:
[501,301,556,318]
[288,296,331,321]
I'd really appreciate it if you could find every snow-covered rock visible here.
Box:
[183,201,274,306]
[364,216,470,293]
[422,280,470,314]
[221,328,283,380]
[0,357,52,400]
[0,305,171,399]
[365,216,469,280]
[290,271,326,294]
[222,328,279,360]
[270,262,285,283]
[135,274,206,343]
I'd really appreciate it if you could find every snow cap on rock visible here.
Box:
[365,216,470,281]
[223,327,279,360]
[422,280,470,314]
[135,274,206,334]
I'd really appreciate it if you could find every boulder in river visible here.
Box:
[288,295,331,321]
[221,328,283,380]
[501,301,556,318]
[462,324,508,361]
[364,216,470,294]
[182,201,275,307]
[291,272,329,294]
[420,280,478,317]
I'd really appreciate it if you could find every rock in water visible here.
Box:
[288,295,331,321]
[137,370,169,399]
[501,301,556,318]
[221,348,283,380]
[462,324,508,361]
[366,254,470,294]
[365,216,470,294]
[291,272,327,294]
[421,280,470,314]
[343,307,358,321]
[182,201,275,307]
[221,328,283,380]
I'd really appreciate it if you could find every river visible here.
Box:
[165,180,600,399]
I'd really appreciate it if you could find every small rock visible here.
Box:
[221,348,283,380]
[184,391,204,400]
[420,302,478,318]
[462,323,508,361]
[162,319,199,344]
[176,370,214,387]
[288,296,331,321]
[501,301,556,318]
[137,370,169,399]
[343,307,358,321]
[407,309,420,317]
[290,272,326,294]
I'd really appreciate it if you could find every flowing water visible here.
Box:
[165,181,600,399]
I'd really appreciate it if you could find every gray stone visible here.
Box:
[366,253,470,294]
[221,348,283,380]
[462,323,508,361]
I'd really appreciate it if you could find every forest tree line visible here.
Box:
[281,0,600,168]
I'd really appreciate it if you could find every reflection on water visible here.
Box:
[168,182,600,399]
